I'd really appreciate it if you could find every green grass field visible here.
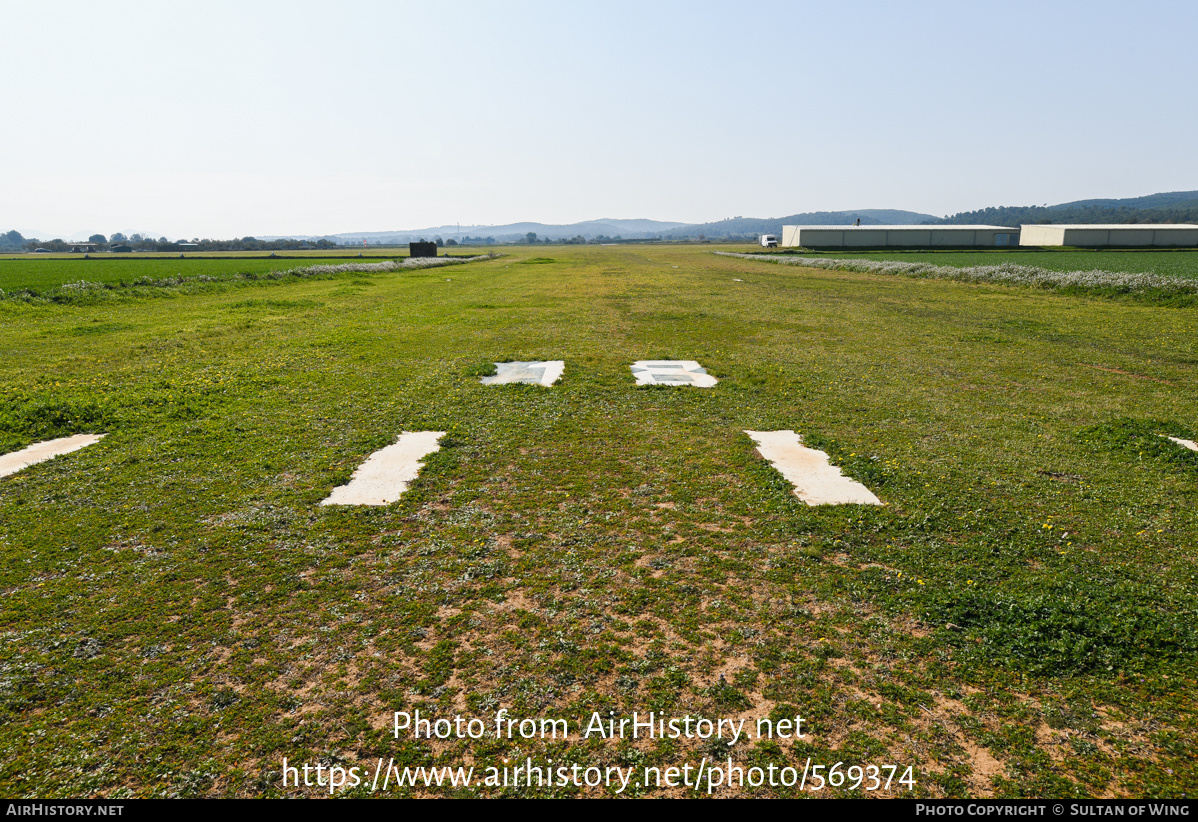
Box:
[769,247,1198,280]
[0,254,408,293]
[0,246,1195,798]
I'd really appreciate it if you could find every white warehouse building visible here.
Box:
[781,225,1021,249]
[1019,224,1198,247]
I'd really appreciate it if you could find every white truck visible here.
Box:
[760,234,778,248]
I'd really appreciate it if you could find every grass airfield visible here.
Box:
[0,244,1195,798]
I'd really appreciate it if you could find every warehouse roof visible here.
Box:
[788,225,1019,231]
[1019,224,1198,230]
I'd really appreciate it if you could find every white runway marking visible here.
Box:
[0,434,107,479]
[321,431,446,506]
[745,430,881,506]
[1162,435,1198,452]
[481,361,564,387]
[630,360,717,387]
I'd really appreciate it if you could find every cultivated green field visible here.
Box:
[0,253,408,293]
[0,246,1195,798]
[769,248,1198,280]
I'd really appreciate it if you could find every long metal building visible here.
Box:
[781,225,1020,249]
[1019,224,1198,247]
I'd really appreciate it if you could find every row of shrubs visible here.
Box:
[718,252,1198,305]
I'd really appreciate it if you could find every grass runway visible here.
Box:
[0,244,1195,797]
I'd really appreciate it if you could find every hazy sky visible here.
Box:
[4,0,1196,238]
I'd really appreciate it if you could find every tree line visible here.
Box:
[936,202,1198,226]
[0,231,340,252]
[0,230,612,251]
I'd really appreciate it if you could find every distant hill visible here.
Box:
[270,212,942,244]
[267,218,690,244]
[661,193,1198,239]
[936,190,1198,227]
[14,191,1196,249]
[1057,191,1198,210]
[661,209,940,239]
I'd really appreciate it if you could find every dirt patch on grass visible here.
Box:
[1083,364,1174,384]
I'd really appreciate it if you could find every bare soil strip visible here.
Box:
[481,361,565,387]
[0,434,106,479]
[1162,435,1198,452]
[321,431,446,506]
[745,429,882,506]
[630,360,717,387]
